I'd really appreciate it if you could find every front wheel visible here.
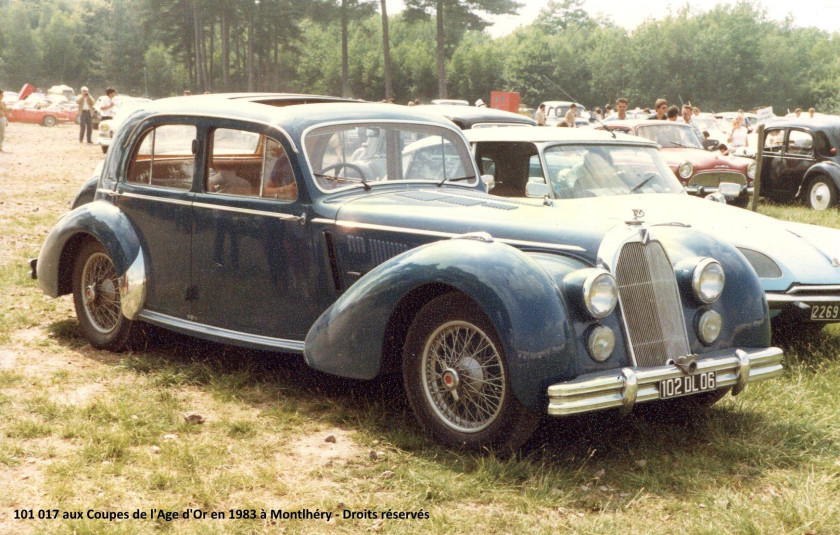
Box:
[402,293,540,451]
[807,177,837,210]
[72,241,135,350]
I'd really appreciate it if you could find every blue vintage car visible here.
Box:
[33,95,783,451]
[463,126,840,336]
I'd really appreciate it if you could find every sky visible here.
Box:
[384,0,840,38]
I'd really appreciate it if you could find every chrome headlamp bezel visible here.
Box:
[697,309,722,345]
[587,325,616,362]
[692,258,725,303]
[747,160,756,179]
[582,270,619,319]
[678,161,693,179]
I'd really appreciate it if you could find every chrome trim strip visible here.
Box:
[766,294,840,307]
[786,284,840,293]
[97,188,118,197]
[192,201,303,221]
[546,346,783,417]
[120,191,193,206]
[137,310,305,352]
[309,219,586,252]
[119,249,146,320]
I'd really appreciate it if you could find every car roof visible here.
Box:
[463,125,656,146]
[412,104,537,127]
[764,116,840,130]
[124,94,461,135]
[602,119,690,129]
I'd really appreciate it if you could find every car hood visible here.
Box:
[662,147,749,171]
[326,188,652,265]
[545,193,840,291]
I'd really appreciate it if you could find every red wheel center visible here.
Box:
[442,369,459,390]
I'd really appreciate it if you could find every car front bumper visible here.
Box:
[766,285,840,323]
[546,346,783,416]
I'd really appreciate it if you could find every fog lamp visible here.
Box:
[697,310,722,345]
[587,325,616,362]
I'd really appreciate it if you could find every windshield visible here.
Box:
[304,122,475,192]
[692,116,719,132]
[540,144,683,198]
[636,124,704,149]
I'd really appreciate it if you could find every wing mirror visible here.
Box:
[481,174,495,192]
[526,179,550,198]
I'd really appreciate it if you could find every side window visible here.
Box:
[764,128,785,153]
[787,130,814,156]
[528,154,545,181]
[479,156,497,178]
[127,124,195,190]
[261,138,297,201]
[206,128,261,196]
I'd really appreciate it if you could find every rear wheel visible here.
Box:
[72,241,135,350]
[402,293,540,451]
[807,177,837,210]
[41,115,57,127]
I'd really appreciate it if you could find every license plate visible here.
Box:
[659,371,716,400]
[810,303,840,321]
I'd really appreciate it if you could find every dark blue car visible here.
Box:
[33,95,783,451]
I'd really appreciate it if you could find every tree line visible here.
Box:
[1,0,839,114]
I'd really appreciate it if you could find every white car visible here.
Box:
[97,97,152,153]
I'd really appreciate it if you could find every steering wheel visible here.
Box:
[316,162,373,183]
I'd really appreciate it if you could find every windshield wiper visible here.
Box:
[630,172,658,193]
[312,172,371,191]
[437,175,476,187]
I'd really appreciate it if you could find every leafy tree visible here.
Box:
[403,0,521,98]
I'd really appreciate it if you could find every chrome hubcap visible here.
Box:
[421,321,505,433]
[811,183,831,210]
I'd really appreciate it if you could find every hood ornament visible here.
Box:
[626,209,645,226]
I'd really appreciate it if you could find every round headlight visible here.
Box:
[583,271,618,318]
[692,259,725,303]
[746,161,756,180]
[587,325,616,362]
[678,161,693,179]
[697,309,722,344]
[99,122,110,133]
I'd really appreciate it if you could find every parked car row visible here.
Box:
[34,94,790,452]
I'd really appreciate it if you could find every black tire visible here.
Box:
[101,145,108,154]
[41,115,57,127]
[806,177,837,210]
[72,241,135,351]
[402,293,541,451]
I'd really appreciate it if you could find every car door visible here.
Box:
[115,119,198,319]
[762,128,814,199]
[190,122,319,343]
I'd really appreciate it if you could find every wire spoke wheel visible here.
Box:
[422,321,506,433]
[81,252,122,334]
[72,241,135,351]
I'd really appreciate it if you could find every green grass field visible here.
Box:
[1,124,839,534]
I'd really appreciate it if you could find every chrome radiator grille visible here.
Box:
[689,171,747,188]
[614,241,691,368]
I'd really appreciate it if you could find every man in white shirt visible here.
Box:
[565,103,577,128]
[97,88,118,121]
[77,86,95,143]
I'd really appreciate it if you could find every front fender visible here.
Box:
[37,201,144,313]
[800,161,840,196]
[304,238,577,412]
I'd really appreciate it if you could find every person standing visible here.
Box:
[651,99,668,120]
[77,86,95,144]
[682,104,703,140]
[535,104,547,126]
[565,103,578,128]
[606,98,628,121]
[97,88,118,121]
[727,114,749,151]
[666,105,679,121]
[0,89,8,152]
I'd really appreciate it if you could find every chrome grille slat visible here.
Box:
[615,241,690,368]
